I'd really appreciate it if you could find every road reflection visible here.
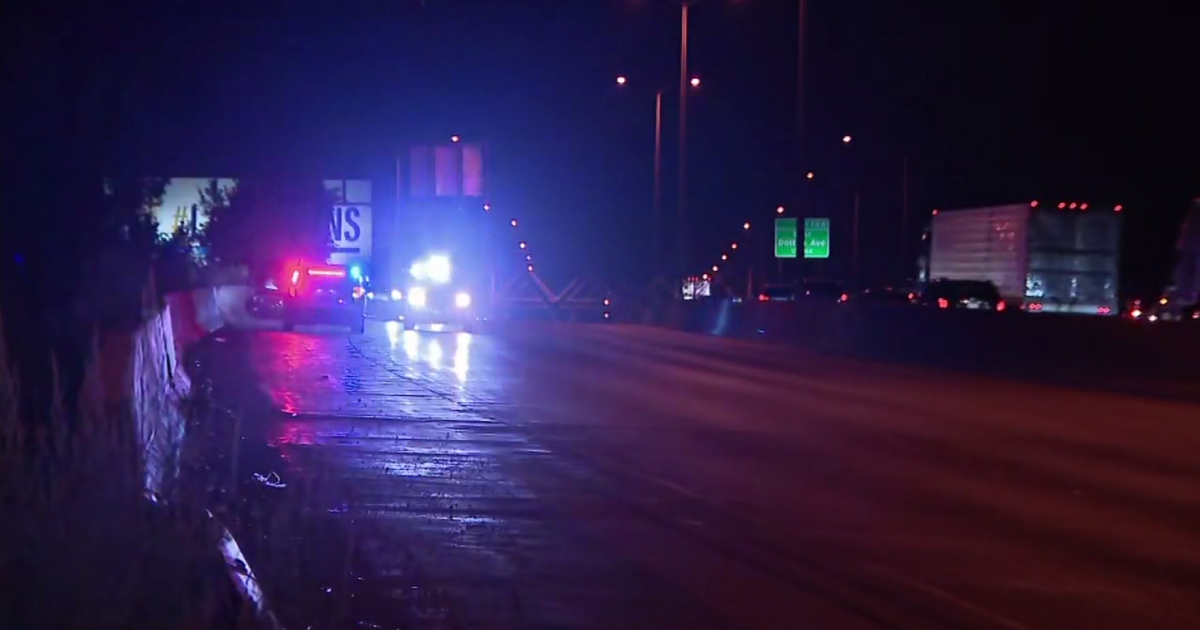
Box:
[385,321,472,382]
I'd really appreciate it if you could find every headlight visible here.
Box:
[455,291,472,309]
[390,289,402,301]
[426,255,451,284]
[408,287,427,308]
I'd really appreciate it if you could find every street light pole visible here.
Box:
[677,2,690,277]
[653,89,664,277]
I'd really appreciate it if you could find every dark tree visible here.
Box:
[202,177,334,275]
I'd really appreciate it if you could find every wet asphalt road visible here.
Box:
[201,320,1200,629]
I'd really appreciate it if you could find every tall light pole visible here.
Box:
[616,75,700,279]
[677,2,692,277]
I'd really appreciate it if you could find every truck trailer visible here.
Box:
[924,201,1121,315]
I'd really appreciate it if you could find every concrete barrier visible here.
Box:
[650,299,1200,397]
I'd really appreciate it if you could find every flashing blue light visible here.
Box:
[350,265,363,280]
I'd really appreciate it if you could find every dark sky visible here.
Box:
[7,0,1196,292]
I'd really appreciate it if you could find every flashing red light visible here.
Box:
[1079,203,1088,210]
[1030,200,1039,207]
[758,294,769,302]
[1058,202,1066,209]
[307,267,346,278]
[996,301,1006,312]
[937,297,949,309]
[1114,204,1123,212]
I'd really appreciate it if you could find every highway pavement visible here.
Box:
[193,320,1200,629]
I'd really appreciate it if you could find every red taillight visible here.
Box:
[839,293,849,303]
[907,292,915,300]
[1114,204,1123,212]
[1057,202,1066,209]
[996,301,1006,312]
[307,267,346,278]
[1130,308,1142,318]
[758,294,769,302]
[937,297,949,309]
[1029,302,1043,311]
[1097,306,1111,315]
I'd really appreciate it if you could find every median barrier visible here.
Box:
[651,299,1200,392]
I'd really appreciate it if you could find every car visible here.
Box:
[279,262,367,333]
[401,254,480,332]
[916,279,1005,311]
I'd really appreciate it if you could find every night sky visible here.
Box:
[6,0,1195,293]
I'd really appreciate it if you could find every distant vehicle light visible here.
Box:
[731,243,738,249]
[511,219,518,227]
[519,241,527,249]
[721,254,728,260]
[931,209,939,216]
[1028,302,1043,311]
[425,255,452,283]
[839,293,849,303]
[1114,204,1123,212]
[1148,314,1159,322]
[483,203,491,211]
[455,292,472,308]
[603,311,611,319]
[711,265,719,272]
[758,294,768,302]
[408,287,427,308]
[1097,306,1111,315]
[1069,202,1077,209]
[527,264,534,272]
[603,298,610,306]
[776,206,785,214]
[391,289,402,300]
[1130,308,1142,318]
[1192,311,1199,320]
[743,222,751,230]
[1030,200,1039,207]
[450,135,460,143]
[350,265,363,280]
[907,292,915,300]
[1159,297,1169,305]
[1079,203,1088,210]
[1058,202,1066,209]
[937,297,949,309]
[996,301,1006,312]
[307,267,347,278]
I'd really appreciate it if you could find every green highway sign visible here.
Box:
[804,218,830,259]
[774,217,798,258]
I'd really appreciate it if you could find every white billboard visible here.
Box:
[329,204,371,264]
